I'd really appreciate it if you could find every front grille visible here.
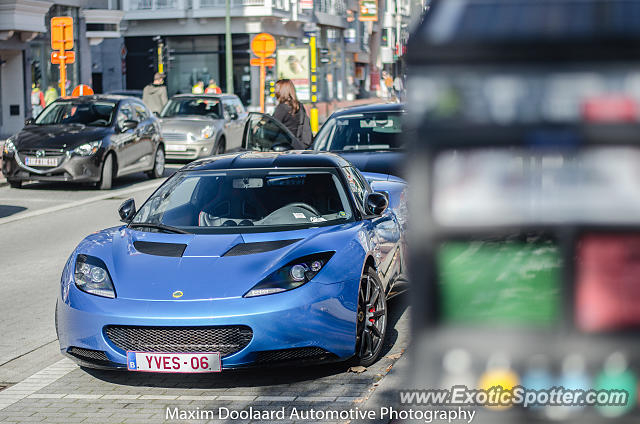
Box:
[162,132,187,142]
[255,347,334,364]
[68,347,109,362]
[104,325,253,357]
[19,148,65,156]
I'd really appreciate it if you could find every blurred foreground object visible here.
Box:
[406,0,640,422]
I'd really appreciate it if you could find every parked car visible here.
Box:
[159,94,247,161]
[57,151,408,371]
[241,103,405,180]
[313,103,405,180]
[1,95,165,189]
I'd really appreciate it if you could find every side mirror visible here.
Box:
[365,192,388,216]
[119,119,138,132]
[24,118,35,126]
[118,198,136,223]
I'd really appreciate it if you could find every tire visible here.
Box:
[146,147,165,179]
[99,153,113,190]
[354,268,388,367]
[8,179,22,189]
[214,137,225,155]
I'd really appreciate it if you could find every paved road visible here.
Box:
[0,165,409,423]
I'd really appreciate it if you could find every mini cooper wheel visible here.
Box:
[214,137,226,155]
[146,147,165,179]
[355,268,387,366]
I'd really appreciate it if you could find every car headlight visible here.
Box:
[244,252,335,298]
[3,138,16,155]
[74,254,116,298]
[71,140,101,156]
[200,126,214,139]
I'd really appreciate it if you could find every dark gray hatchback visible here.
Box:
[2,95,165,189]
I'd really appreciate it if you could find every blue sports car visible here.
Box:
[57,151,408,372]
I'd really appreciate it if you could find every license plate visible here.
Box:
[126,351,221,373]
[166,145,187,152]
[25,156,58,167]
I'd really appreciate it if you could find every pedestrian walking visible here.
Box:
[142,72,169,115]
[31,82,45,117]
[272,79,313,149]
[44,85,58,106]
[205,79,222,94]
[383,71,394,99]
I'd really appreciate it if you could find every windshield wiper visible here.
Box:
[128,222,191,234]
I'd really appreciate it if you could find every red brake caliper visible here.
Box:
[369,307,375,322]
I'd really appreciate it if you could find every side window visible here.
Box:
[116,103,134,128]
[343,166,367,210]
[222,101,236,119]
[134,103,150,121]
[232,98,245,115]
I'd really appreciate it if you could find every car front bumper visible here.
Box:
[164,140,216,161]
[2,151,103,183]
[57,278,358,370]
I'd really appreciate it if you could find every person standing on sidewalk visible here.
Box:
[205,79,222,94]
[142,72,169,115]
[31,82,45,117]
[272,79,313,149]
[44,85,58,106]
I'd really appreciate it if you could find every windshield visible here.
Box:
[131,169,353,232]
[161,98,222,119]
[35,101,116,126]
[314,111,404,151]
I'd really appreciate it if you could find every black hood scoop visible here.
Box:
[133,241,187,257]
[222,239,301,257]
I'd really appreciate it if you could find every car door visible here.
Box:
[111,102,140,173]
[240,112,298,151]
[133,101,156,168]
[346,166,401,288]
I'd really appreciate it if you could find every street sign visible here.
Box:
[51,51,75,64]
[71,84,94,97]
[250,33,277,113]
[359,0,378,22]
[251,33,276,58]
[51,17,74,50]
[250,58,275,67]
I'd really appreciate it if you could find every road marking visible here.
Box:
[0,359,76,411]
[0,180,164,226]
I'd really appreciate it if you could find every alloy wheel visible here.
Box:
[356,270,387,366]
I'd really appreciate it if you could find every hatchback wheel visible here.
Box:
[8,179,22,189]
[147,147,165,179]
[355,268,388,366]
[214,137,226,155]
[99,153,113,190]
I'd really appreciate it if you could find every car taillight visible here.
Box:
[581,96,638,123]
[575,233,640,332]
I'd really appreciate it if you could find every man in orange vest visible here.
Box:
[205,79,222,94]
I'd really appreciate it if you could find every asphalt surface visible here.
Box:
[0,163,410,423]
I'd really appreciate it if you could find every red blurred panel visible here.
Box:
[582,96,638,122]
[576,234,640,332]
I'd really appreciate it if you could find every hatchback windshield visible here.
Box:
[161,98,222,119]
[35,101,116,126]
[131,169,353,232]
[314,111,404,151]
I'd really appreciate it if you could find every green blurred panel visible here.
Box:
[437,240,562,326]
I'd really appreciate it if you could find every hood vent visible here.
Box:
[133,241,187,257]
[222,239,302,257]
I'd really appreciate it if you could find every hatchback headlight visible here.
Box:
[200,126,214,139]
[244,252,335,297]
[3,138,16,155]
[72,140,101,156]
[74,254,116,298]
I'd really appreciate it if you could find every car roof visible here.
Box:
[170,93,237,100]
[181,151,351,172]
[56,94,137,103]
[329,102,405,118]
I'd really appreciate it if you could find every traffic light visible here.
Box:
[162,46,175,72]
[319,48,330,64]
